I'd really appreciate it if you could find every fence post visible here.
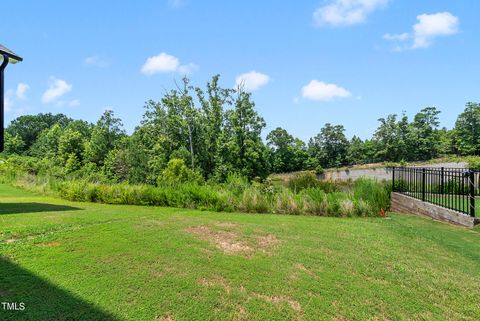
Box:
[440,167,444,195]
[392,166,395,192]
[469,170,475,217]
[422,168,426,201]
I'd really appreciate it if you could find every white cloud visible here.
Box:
[383,32,410,42]
[42,78,72,104]
[384,12,459,50]
[313,0,390,27]
[16,83,30,100]
[5,88,30,115]
[141,53,179,74]
[141,52,197,75]
[235,71,270,91]
[413,12,459,48]
[56,99,80,108]
[178,62,199,75]
[84,55,110,68]
[302,80,351,101]
[4,89,13,112]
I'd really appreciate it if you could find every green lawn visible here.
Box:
[1,184,480,320]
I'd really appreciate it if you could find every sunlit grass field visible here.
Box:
[1,184,479,320]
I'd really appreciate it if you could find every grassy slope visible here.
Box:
[1,185,480,321]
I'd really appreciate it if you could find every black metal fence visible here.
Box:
[392,167,478,217]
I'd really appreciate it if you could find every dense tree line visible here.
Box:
[3,75,480,183]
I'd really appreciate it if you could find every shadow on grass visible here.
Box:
[0,203,81,215]
[0,256,119,321]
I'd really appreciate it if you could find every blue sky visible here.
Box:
[2,0,479,141]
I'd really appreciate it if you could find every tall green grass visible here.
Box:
[0,163,390,217]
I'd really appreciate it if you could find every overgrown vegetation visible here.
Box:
[0,158,390,217]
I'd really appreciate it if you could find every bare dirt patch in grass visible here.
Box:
[187,225,253,255]
[36,241,62,247]
[233,306,249,321]
[198,276,231,293]
[295,263,317,278]
[214,222,239,228]
[156,313,175,321]
[186,225,281,256]
[254,293,303,314]
[256,234,280,248]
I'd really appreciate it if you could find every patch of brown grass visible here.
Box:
[187,225,253,255]
[198,276,231,293]
[156,313,175,321]
[294,263,317,278]
[256,234,280,248]
[232,305,249,321]
[215,222,239,228]
[186,225,281,256]
[36,241,62,247]
[254,293,303,314]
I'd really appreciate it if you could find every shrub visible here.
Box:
[300,188,328,216]
[158,158,203,185]
[223,173,250,196]
[339,199,355,217]
[353,178,390,212]
[353,199,372,217]
[287,171,319,192]
[274,189,303,215]
[238,188,270,213]
[315,165,324,175]
[467,157,480,171]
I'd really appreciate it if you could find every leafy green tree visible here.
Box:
[396,113,412,161]
[409,107,441,160]
[437,127,454,156]
[138,78,207,179]
[222,88,269,179]
[3,132,25,155]
[7,113,71,152]
[64,153,81,173]
[347,136,367,165]
[454,102,480,155]
[58,129,86,164]
[65,120,92,139]
[84,110,125,166]
[309,124,349,168]
[267,127,308,173]
[104,134,150,183]
[162,78,203,171]
[195,75,233,178]
[29,124,63,158]
[373,114,401,162]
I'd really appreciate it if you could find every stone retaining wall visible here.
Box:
[322,162,467,181]
[390,192,478,227]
